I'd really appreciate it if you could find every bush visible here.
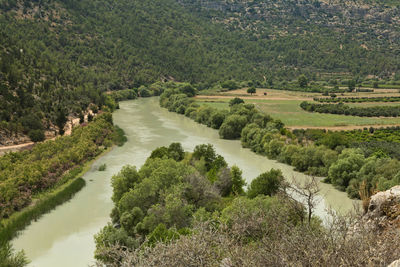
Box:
[98,164,107,171]
[28,129,45,142]
[229,97,244,106]
[247,169,284,198]
[219,115,247,139]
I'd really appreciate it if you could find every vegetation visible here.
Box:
[247,87,256,95]
[0,242,29,267]
[199,98,400,127]
[160,83,400,198]
[98,164,107,171]
[95,144,309,264]
[0,113,119,221]
[96,144,400,266]
[293,127,400,160]
[1,0,400,140]
[314,96,400,103]
[97,215,400,266]
[247,169,284,199]
[159,84,284,140]
[0,177,86,244]
[301,101,400,117]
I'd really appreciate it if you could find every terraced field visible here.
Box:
[196,88,400,129]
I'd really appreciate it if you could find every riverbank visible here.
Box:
[12,98,357,266]
[0,146,114,245]
[0,114,122,245]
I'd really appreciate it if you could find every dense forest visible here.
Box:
[1,0,400,141]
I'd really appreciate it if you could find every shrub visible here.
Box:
[28,129,45,142]
[247,169,284,198]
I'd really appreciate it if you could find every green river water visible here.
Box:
[12,97,358,266]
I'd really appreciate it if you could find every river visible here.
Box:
[12,97,358,266]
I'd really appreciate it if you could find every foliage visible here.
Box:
[95,144,247,263]
[98,214,400,267]
[231,165,245,195]
[161,83,400,198]
[0,242,29,267]
[98,164,107,171]
[300,101,400,117]
[298,75,308,88]
[247,87,256,95]
[0,177,85,244]
[328,149,366,190]
[314,96,400,103]
[160,85,283,141]
[247,169,284,198]
[0,113,118,220]
[150,142,185,162]
[229,97,244,106]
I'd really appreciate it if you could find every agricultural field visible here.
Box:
[196,88,400,129]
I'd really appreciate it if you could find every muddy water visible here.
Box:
[13,97,358,266]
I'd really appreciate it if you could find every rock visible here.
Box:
[364,186,400,230]
[388,259,400,267]
[368,186,400,218]
[220,258,233,267]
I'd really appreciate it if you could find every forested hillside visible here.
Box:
[178,0,400,79]
[1,0,399,142]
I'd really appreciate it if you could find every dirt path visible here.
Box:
[0,117,83,156]
[287,124,400,131]
[0,142,35,155]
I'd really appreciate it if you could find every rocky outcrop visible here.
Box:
[364,186,400,231]
[389,259,400,267]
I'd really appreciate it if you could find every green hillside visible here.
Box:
[1,0,399,140]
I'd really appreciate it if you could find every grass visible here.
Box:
[0,146,113,244]
[98,163,107,171]
[195,98,400,127]
[0,177,86,245]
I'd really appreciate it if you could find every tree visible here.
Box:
[167,142,184,161]
[288,176,320,224]
[181,84,196,97]
[221,80,239,90]
[193,144,217,171]
[111,165,141,204]
[139,86,151,97]
[219,114,247,139]
[348,80,356,92]
[328,149,366,189]
[28,129,45,142]
[231,165,245,195]
[229,97,244,106]
[247,169,284,198]
[298,75,308,88]
[247,86,256,95]
[55,108,68,135]
[79,112,85,123]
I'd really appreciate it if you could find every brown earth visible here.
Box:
[0,114,91,156]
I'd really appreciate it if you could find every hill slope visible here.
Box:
[1,0,399,142]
